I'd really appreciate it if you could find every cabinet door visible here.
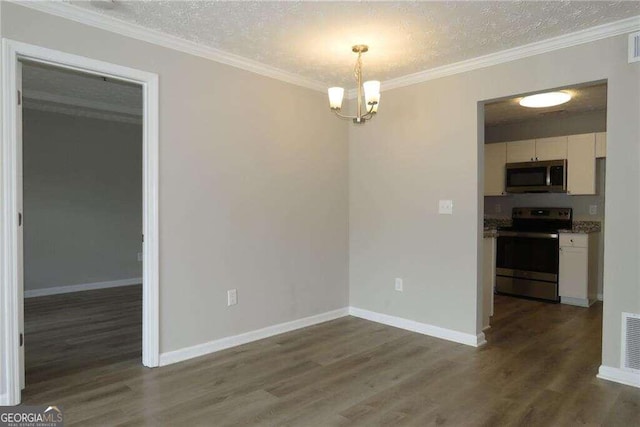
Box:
[559,246,588,299]
[535,136,567,161]
[567,133,596,195]
[484,142,506,196]
[595,132,607,158]
[506,139,536,163]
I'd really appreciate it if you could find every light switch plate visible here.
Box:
[589,205,598,215]
[439,200,453,215]
[395,278,403,292]
[227,289,238,306]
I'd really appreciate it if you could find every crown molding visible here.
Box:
[10,1,328,93]
[12,2,639,100]
[346,14,640,99]
[379,15,640,93]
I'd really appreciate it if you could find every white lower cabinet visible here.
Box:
[559,233,598,307]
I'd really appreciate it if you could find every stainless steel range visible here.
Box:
[495,207,572,302]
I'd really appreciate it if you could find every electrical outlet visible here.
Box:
[395,278,403,292]
[137,252,143,262]
[589,205,598,215]
[439,200,453,215]
[227,289,238,306]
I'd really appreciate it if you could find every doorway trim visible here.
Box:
[0,39,160,405]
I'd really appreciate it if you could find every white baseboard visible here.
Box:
[24,278,142,298]
[560,296,591,308]
[348,306,486,347]
[159,307,350,366]
[597,365,640,388]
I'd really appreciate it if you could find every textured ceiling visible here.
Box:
[484,82,607,126]
[22,61,142,120]
[69,1,640,87]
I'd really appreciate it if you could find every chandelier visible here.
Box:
[328,45,380,124]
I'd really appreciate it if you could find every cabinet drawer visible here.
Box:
[559,234,588,248]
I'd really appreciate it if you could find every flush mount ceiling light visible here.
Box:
[328,45,380,124]
[519,91,571,108]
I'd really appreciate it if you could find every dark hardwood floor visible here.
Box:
[22,288,639,426]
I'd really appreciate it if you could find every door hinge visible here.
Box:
[17,90,22,106]
[18,212,22,227]
[142,234,144,243]
[19,333,23,347]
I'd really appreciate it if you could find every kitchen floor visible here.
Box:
[21,289,639,425]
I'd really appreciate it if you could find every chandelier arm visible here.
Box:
[360,103,376,119]
[332,110,357,120]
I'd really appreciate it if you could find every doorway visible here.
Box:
[0,39,159,406]
[478,80,607,341]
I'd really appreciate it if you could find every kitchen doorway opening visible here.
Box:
[477,80,607,344]
[0,40,159,406]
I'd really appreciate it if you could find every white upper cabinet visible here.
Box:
[494,132,605,197]
[595,132,607,158]
[567,133,596,195]
[534,136,568,161]
[506,139,536,163]
[506,137,569,163]
[484,142,506,196]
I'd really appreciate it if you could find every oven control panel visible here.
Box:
[512,208,572,220]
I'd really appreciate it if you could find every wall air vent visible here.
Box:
[622,312,640,372]
[629,31,640,63]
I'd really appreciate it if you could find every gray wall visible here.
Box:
[1,2,350,360]
[485,109,607,143]
[23,108,142,291]
[0,4,637,394]
[349,34,639,370]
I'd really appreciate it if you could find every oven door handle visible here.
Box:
[498,231,559,239]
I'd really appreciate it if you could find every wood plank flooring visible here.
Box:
[22,287,640,426]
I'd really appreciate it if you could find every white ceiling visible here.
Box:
[485,82,607,126]
[69,1,640,87]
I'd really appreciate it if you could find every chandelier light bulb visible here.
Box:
[328,87,345,110]
[363,80,381,110]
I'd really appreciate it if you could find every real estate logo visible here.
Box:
[0,405,63,427]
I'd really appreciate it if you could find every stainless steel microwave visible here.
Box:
[505,159,566,193]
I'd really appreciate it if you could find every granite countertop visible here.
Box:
[559,221,601,234]
[483,218,601,235]
[483,229,498,238]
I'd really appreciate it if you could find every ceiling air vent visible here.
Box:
[622,312,640,372]
[629,31,640,63]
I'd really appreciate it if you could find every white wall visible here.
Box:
[0,2,350,360]
[23,108,142,291]
[349,34,639,370]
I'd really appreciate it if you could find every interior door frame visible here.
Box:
[0,39,160,405]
